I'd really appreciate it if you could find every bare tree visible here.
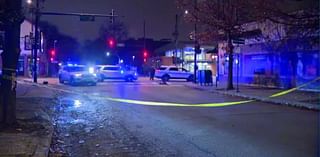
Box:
[0,0,24,126]
[99,21,128,42]
[176,0,319,90]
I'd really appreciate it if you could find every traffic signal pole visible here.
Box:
[31,4,118,82]
[33,0,39,83]
[193,0,198,84]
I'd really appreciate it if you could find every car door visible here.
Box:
[61,67,69,80]
[180,68,190,79]
[168,67,179,78]
[102,66,121,78]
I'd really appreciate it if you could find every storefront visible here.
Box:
[155,42,217,75]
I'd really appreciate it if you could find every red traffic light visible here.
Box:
[143,50,148,58]
[107,38,115,48]
[50,49,56,56]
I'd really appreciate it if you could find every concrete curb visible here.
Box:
[185,85,320,111]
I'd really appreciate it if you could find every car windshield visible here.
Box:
[104,67,120,71]
[159,67,167,70]
[68,67,85,72]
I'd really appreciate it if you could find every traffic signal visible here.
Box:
[50,49,56,56]
[50,49,56,63]
[143,50,148,63]
[107,38,116,48]
[143,50,148,58]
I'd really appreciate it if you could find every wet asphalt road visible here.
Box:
[47,79,319,157]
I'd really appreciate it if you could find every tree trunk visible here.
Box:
[0,0,22,126]
[227,31,234,90]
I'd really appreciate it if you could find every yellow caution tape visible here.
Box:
[17,77,320,108]
[106,97,254,107]
[269,77,320,98]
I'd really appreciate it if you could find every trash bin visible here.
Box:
[197,70,204,85]
[204,70,213,86]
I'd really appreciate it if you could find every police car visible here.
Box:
[155,66,194,82]
[58,65,98,85]
[96,65,138,82]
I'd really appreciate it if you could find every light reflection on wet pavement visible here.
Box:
[50,94,152,157]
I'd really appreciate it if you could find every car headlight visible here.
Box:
[89,67,95,74]
[74,73,82,77]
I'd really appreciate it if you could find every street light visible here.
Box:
[132,55,135,65]
[26,0,32,4]
[106,52,120,64]
[184,10,189,15]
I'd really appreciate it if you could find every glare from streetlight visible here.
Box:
[27,0,32,4]
[184,10,189,15]
[106,52,110,57]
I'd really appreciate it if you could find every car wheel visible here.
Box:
[91,82,97,86]
[69,77,75,86]
[187,75,194,82]
[162,75,170,82]
[99,74,104,82]
[125,76,134,82]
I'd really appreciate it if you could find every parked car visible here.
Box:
[96,65,138,82]
[155,66,194,82]
[58,65,98,86]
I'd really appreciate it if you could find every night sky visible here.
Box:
[41,0,192,42]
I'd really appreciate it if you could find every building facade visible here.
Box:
[217,19,320,90]
[0,20,47,77]
[154,42,217,75]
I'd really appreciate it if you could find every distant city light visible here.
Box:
[120,59,124,63]
[26,0,32,4]
[184,10,189,14]
[106,52,110,57]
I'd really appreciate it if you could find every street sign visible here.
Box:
[24,35,32,50]
[80,15,95,21]
[232,38,245,45]
[117,43,125,47]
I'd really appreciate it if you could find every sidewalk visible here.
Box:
[185,83,320,110]
[0,82,56,157]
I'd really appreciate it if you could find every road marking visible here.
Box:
[17,77,319,108]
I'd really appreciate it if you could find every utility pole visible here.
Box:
[33,0,39,83]
[143,19,146,50]
[193,0,198,83]
[0,0,23,125]
[173,14,179,66]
